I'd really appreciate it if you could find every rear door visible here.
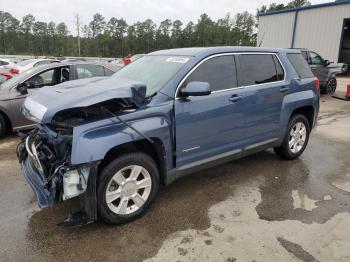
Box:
[175,55,246,167]
[236,53,286,145]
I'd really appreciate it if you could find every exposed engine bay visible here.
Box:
[50,98,136,135]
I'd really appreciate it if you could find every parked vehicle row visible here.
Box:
[16,47,320,225]
[0,62,122,137]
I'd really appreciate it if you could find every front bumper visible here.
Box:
[17,137,57,208]
[20,156,56,208]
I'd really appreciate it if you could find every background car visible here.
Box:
[0,58,16,70]
[0,62,122,137]
[298,48,348,94]
[5,58,61,74]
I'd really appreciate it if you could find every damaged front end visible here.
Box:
[17,124,95,208]
[17,78,149,225]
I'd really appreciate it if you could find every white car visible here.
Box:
[8,59,60,74]
[0,59,16,71]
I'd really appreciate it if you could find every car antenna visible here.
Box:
[258,32,265,47]
[100,106,154,144]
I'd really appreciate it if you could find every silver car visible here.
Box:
[0,62,122,137]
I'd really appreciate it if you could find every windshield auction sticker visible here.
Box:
[166,57,190,63]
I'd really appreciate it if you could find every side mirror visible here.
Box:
[180,81,211,97]
[324,60,331,66]
[16,82,31,95]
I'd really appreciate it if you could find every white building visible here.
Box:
[257,0,350,64]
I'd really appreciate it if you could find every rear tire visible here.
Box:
[274,114,310,160]
[97,152,159,224]
[322,77,337,95]
[0,114,7,138]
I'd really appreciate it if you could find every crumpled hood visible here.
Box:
[22,77,147,123]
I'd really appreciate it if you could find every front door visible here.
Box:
[308,51,328,85]
[9,67,68,128]
[175,55,246,168]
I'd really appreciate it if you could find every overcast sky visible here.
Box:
[1,0,329,34]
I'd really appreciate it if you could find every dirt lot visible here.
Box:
[0,79,350,262]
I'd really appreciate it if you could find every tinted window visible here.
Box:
[287,53,314,79]
[184,56,237,92]
[309,52,324,65]
[0,61,8,66]
[238,54,279,86]
[76,64,105,79]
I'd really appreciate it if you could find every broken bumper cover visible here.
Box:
[17,137,57,208]
[20,156,56,208]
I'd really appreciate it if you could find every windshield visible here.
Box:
[112,55,190,95]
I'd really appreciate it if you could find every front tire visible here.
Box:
[97,152,159,224]
[274,114,310,160]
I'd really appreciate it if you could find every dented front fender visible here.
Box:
[71,115,173,166]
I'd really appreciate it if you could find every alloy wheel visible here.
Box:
[105,165,152,215]
[326,78,337,94]
[289,122,307,154]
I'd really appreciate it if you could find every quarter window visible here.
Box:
[238,54,280,86]
[287,53,314,79]
[184,55,237,92]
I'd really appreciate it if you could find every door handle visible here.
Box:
[280,86,290,92]
[229,95,241,103]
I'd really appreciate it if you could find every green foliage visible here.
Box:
[0,10,257,57]
[257,0,311,14]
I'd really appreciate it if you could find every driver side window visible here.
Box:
[309,52,323,65]
[23,68,55,88]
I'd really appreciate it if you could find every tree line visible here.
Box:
[0,0,309,58]
[0,11,256,58]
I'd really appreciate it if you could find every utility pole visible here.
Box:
[74,13,81,56]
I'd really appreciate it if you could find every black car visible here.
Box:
[298,49,348,94]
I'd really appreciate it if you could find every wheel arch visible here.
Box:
[0,109,12,133]
[290,105,315,130]
[99,138,168,185]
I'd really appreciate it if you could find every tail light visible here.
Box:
[314,77,319,91]
[0,72,12,79]
[10,68,19,74]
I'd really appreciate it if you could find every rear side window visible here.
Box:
[76,64,105,79]
[287,53,314,79]
[238,54,281,86]
[184,55,237,92]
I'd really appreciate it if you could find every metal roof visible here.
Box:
[257,0,350,17]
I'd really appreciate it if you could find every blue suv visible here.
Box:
[17,47,320,225]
